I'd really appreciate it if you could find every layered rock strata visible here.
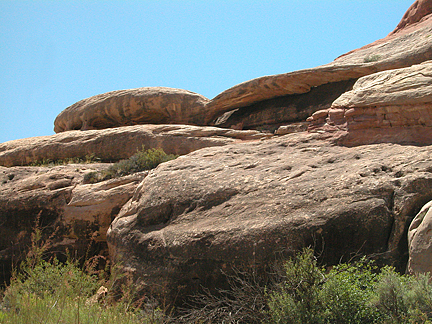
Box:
[204,15,432,128]
[308,61,432,146]
[54,87,209,133]
[0,124,271,167]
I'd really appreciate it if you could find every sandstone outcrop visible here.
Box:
[0,124,271,167]
[54,87,209,133]
[391,0,432,35]
[0,164,146,284]
[205,2,432,130]
[308,61,432,146]
[107,131,432,303]
[407,200,432,274]
[2,0,432,308]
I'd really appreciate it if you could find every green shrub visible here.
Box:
[0,222,167,323]
[363,54,381,63]
[267,248,326,324]
[84,147,178,184]
[29,153,100,167]
[267,249,432,324]
[320,260,382,324]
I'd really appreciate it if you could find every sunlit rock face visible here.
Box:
[54,87,210,132]
[308,61,432,146]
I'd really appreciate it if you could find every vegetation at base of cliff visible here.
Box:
[0,225,166,324]
[29,153,101,166]
[83,147,178,184]
[180,249,432,324]
[3,230,432,324]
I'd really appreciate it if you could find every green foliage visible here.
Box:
[319,260,382,324]
[373,267,432,323]
[267,249,432,324]
[363,54,381,63]
[29,153,100,166]
[267,248,325,324]
[0,221,167,323]
[84,147,178,183]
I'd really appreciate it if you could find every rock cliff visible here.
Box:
[1,0,432,306]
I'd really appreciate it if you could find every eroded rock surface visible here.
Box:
[0,124,271,167]
[54,87,210,132]
[205,4,432,129]
[107,132,432,303]
[308,61,432,146]
[408,200,432,274]
[0,164,146,284]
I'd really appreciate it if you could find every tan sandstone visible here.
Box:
[307,61,432,146]
[204,11,432,126]
[0,164,147,284]
[408,200,432,274]
[0,124,271,167]
[54,87,209,133]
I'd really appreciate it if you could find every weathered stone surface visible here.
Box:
[391,0,432,35]
[205,7,432,127]
[275,122,308,135]
[0,124,271,167]
[54,87,210,133]
[308,61,432,146]
[213,79,356,132]
[107,132,432,303]
[0,164,146,284]
[407,200,432,274]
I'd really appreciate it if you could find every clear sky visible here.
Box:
[0,0,414,143]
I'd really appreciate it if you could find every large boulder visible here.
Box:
[0,164,146,284]
[407,200,432,274]
[54,87,210,132]
[205,2,432,130]
[0,124,271,167]
[107,131,432,303]
[308,61,432,146]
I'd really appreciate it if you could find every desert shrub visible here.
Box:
[84,147,177,183]
[373,267,432,323]
[267,249,432,324]
[177,268,270,324]
[266,248,326,324]
[0,221,167,324]
[363,54,381,63]
[319,260,382,324]
[29,153,100,167]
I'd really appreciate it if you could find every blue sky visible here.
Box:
[0,0,414,143]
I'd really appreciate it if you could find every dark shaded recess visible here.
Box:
[214,78,357,132]
[0,208,60,287]
[0,207,109,288]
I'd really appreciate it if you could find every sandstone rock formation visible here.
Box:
[0,164,146,284]
[54,87,209,133]
[0,124,271,167]
[204,10,432,129]
[391,0,432,35]
[407,200,432,274]
[2,0,432,308]
[308,61,432,146]
[107,131,432,303]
